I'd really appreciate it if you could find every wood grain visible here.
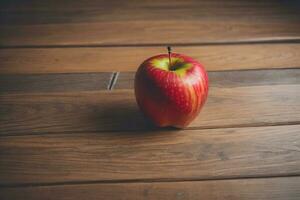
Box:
[1,0,299,46]
[1,69,299,94]
[0,84,299,134]
[0,125,299,185]
[0,1,299,198]
[115,69,300,90]
[1,20,299,47]
[0,44,299,74]
[1,177,300,200]
[0,72,112,93]
[1,0,299,25]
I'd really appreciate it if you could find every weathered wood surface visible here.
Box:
[1,82,299,134]
[0,72,112,93]
[1,177,300,200]
[0,125,299,185]
[1,0,299,46]
[1,1,299,199]
[1,44,299,74]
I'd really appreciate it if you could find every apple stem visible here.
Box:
[167,46,172,68]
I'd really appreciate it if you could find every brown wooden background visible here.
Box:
[0,0,300,199]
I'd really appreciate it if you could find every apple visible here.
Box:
[134,47,209,128]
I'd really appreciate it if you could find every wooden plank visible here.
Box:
[0,83,299,134]
[1,0,299,25]
[0,72,112,93]
[1,44,300,74]
[1,177,300,200]
[1,20,299,47]
[115,69,300,89]
[0,1,299,46]
[0,69,298,94]
[0,125,299,185]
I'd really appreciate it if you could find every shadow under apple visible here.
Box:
[89,98,180,135]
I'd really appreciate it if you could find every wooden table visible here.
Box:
[0,1,300,199]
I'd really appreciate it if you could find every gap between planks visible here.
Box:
[1,39,300,49]
[1,83,299,134]
[1,43,299,74]
[0,124,299,185]
[1,173,299,189]
[0,121,299,138]
[1,177,300,200]
[1,68,298,94]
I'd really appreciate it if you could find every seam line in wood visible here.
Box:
[1,174,299,188]
[0,39,300,49]
[0,122,299,138]
[107,72,119,90]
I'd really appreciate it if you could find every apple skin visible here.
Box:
[134,53,209,128]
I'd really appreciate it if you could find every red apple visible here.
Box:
[134,48,209,128]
